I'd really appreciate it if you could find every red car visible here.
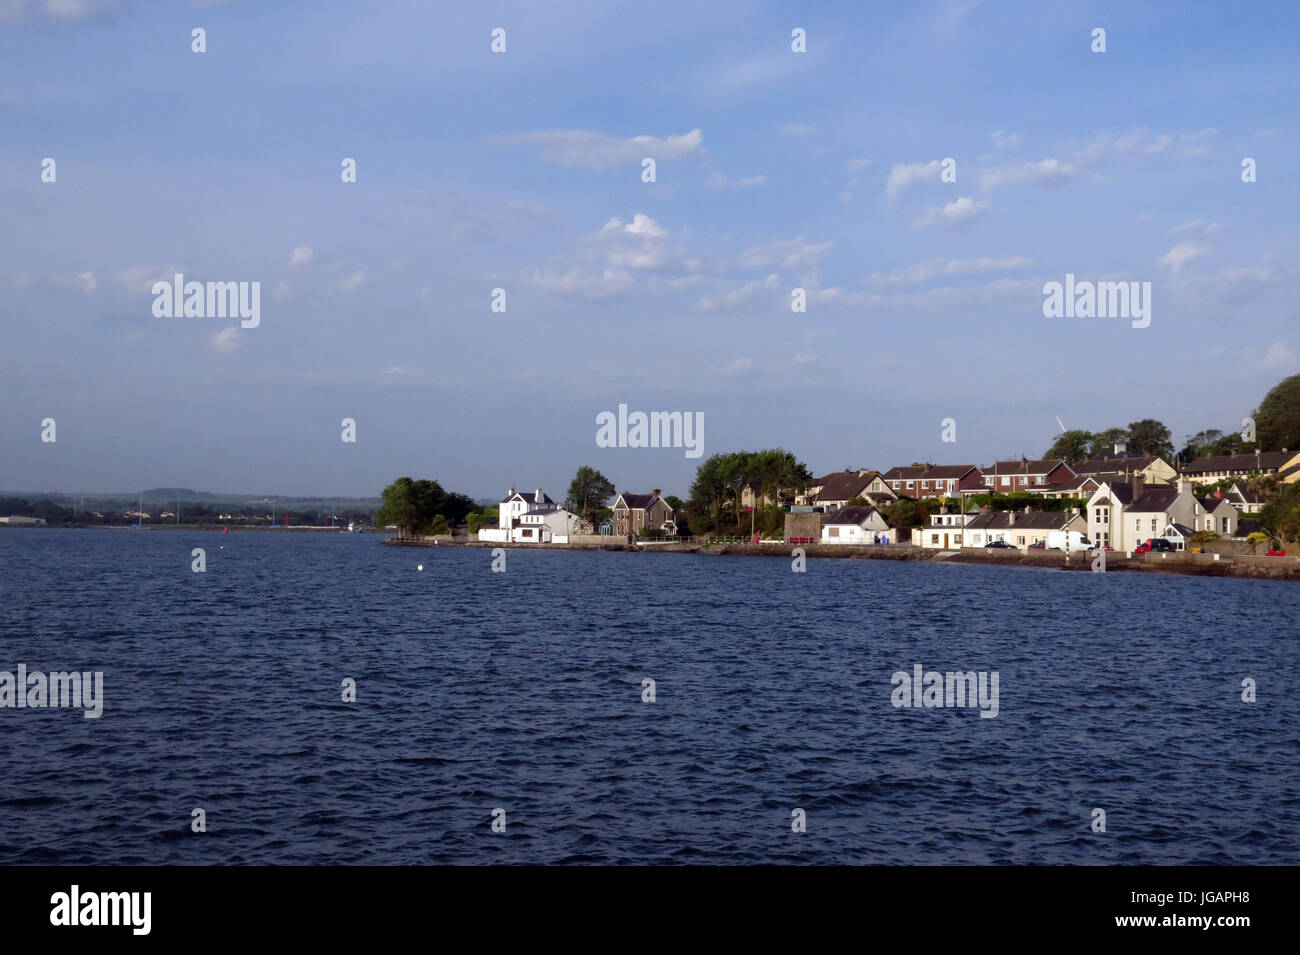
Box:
[1266,548,1286,557]
[1134,539,1175,554]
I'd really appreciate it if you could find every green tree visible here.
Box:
[1256,373,1300,451]
[1044,429,1094,465]
[664,495,683,512]
[1259,482,1300,543]
[1089,427,1130,457]
[1125,419,1174,460]
[566,466,615,524]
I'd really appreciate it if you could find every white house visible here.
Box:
[913,508,979,549]
[516,507,592,544]
[479,487,559,543]
[820,506,890,545]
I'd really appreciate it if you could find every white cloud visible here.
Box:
[288,245,313,268]
[339,271,365,291]
[10,270,96,295]
[990,130,1021,151]
[116,265,183,295]
[1168,220,1220,239]
[867,256,1032,288]
[1159,242,1209,275]
[499,128,703,170]
[979,158,1077,190]
[697,273,781,312]
[737,237,831,271]
[1257,341,1297,369]
[886,160,941,196]
[845,158,871,173]
[913,196,991,229]
[706,172,767,189]
[1177,128,1218,159]
[2,0,121,25]
[527,267,637,300]
[209,327,240,352]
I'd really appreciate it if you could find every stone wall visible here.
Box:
[784,512,822,541]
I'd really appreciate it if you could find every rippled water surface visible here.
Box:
[1,529,1297,864]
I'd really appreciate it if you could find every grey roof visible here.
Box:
[1184,451,1294,473]
[1129,487,1179,513]
[823,506,881,526]
[965,510,1076,531]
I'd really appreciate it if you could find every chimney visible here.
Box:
[1114,441,1126,455]
[652,488,661,498]
[1007,510,1015,526]
[1131,474,1145,500]
[535,488,543,503]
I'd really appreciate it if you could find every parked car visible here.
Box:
[1027,541,1046,550]
[1266,547,1287,557]
[1134,538,1175,554]
[985,540,1015,549]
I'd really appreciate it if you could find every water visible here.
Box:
[1,529,1297,865]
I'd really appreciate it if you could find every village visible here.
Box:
[466,445,1300,563]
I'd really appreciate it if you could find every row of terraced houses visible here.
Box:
[796,445,1300,551]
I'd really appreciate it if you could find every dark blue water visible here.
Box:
[1,529,1296,865]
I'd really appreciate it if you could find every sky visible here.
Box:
[2,0,1297,501]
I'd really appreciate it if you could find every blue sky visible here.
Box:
[2,0,1297,499]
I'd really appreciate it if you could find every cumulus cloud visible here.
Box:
[288,245,313,268]
[209,327,240,352]
[886,160,941,196]
[979,158,1076,190]
[499,128,703,170]
[338,271,365,291]
[1159,242,1209,275]
[913,196,991,229]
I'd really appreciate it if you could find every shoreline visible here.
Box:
[384,537,1300,582]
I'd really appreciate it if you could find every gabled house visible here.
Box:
[820,506,890,545]
[612,489,676,536]
[1073,449,1176,484]
[516,507,592,544]
[881,465,930,496]
[913,507,980,549]
[812,470,896,509]
[1195,494,1238,538]
[1085,478,1141,550]
[962,509,1087,550]
[1181,450,1300,485]
[1121,479,1210,550]
[1223,482,1266,514]
[982,459,1077,493]
[479,487,560,542]
[1037,475,1104,500]
[882,464,983,498]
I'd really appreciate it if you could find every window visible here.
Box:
[906,481,914,489]
[930,534,939,544]
[829,527,839,537]
[1222,517,1230,533]
[1017,536,1025,545]
[955,534,962,544]
[1002,476,1011,486]
[1151,518,1157,532]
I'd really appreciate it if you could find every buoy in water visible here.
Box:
[417,564,423,571]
